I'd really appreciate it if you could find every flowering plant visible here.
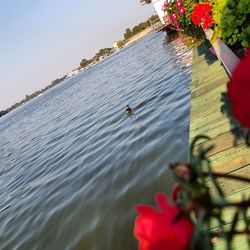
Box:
[162,0,206,45]
[134,50,250,250]
[163,0,212,30]
[191,4,213,30]
[134,136,250,250]
[162,0,169,12]
[134,193,193,250]
[220,0,250,48]
[162,0,250,50]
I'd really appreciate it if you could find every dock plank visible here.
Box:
[194,131,244,156]
[190,45,250,249]
[207,165,250,196]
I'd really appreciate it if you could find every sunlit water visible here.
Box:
[0,33,192,250]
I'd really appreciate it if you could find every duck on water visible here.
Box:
[125,105,133,115]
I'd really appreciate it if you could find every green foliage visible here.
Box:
[220,0,250,48]
[95,48,112,57]
[116,40,124,48]
[123,17,153,40]
[166,0,197,28]
[211,0,227,44]
[80,48,113,68]
[166,0,204,41]
[124,28,133,39]
[80,59,90,68]
[164,0,249,49]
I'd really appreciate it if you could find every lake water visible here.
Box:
[0,33,192,250]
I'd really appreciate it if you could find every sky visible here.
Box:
[0,0,154,110]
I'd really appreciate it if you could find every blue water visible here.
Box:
[0,32,192,250]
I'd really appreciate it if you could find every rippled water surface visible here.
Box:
[0,33,192,250]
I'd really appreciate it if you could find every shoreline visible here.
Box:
[0,27,155,118]
[123,27,153,47]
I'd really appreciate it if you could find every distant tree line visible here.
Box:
[124,21,150,39]
[115,15,160,48]
[0,75,67,117]
[79,15,160,68]
[80,48,113,68]
[1,45,115,117]
[0,15,160,118]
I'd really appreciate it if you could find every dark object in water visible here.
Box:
[125,105,132,114]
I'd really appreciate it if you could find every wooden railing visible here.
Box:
[149,19,165,31]
[204,29,240,77]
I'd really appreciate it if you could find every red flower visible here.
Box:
[202,14,213,29]
[134,193,193,250]
[172,12,177,20]
[163,15,172,26]
[191,14,200,25]
[162,0,169,11]
[180,7,185,15]
[191,4,213,29]
[176,1,182,9]
[192,3,212,16]
[227,50,250,129]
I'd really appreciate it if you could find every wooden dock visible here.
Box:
[189,45,250,249]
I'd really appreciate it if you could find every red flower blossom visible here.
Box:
[202,14,213,29]
[176,1,182,10]
[180,7,185,15]
[227,50,250,129]
[163,15,172,26]
[134,193,193,250]
[162,0,169,11]
[195,4,212,15]
[191,14,200,25]
[191,4,213,29]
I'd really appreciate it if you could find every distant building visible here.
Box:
[66,69,79,79]
[113,42,119,50]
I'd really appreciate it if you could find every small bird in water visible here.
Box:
[125,104,142,127]
[125,105,133,115]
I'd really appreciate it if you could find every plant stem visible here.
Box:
[213,200,250,209]
[209,230,250,237]
[204,172,250,183]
